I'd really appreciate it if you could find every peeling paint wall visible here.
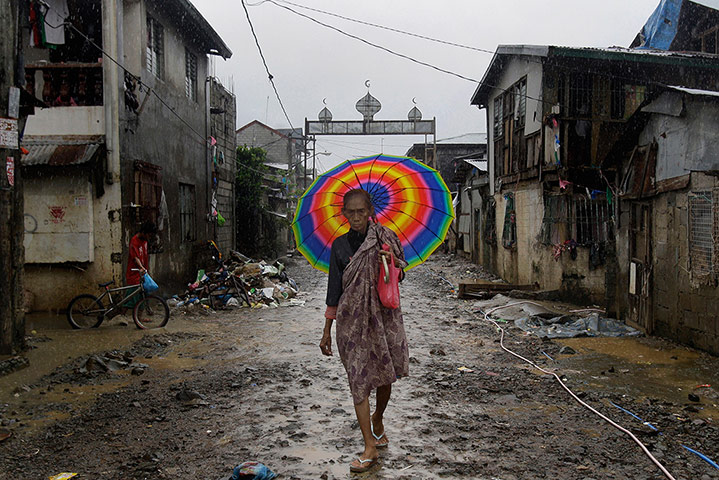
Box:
[120,0,213,292]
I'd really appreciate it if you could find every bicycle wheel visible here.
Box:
[133,295,170,329]
[67,294,105,329]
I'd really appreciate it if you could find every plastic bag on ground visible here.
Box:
[229,461,276,480]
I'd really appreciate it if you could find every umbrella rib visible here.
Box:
[380,205,448,242]
[293,203,344,225]
[376,210,424,262]
[365,156,382,197]
[383,169,442,191]
[310,218,348,270]
[294,211,345,252]
[368,157,411,197]
[384,198,454,217]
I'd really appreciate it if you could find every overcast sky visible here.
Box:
[193,0,660,171]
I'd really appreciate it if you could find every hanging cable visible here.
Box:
[241,0,297,131]
[471,301,677,480]
[269,0,496,55]
[265,0,481,84]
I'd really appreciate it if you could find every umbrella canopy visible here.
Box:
[292,154,454,273]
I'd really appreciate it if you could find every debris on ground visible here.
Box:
[172,248,300,314]
[514,312,641,339]
[229,461,277,480]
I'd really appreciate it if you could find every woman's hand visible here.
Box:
[380,249,400,268]
[320,329,333,356]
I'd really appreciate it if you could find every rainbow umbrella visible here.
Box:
[292,154,454,273]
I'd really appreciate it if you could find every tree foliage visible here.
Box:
[235,146,286,258]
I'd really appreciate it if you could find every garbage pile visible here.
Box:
[169,250,302,314]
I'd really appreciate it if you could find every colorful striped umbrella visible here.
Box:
[292,154,454,273]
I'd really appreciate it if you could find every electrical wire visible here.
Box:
[269,0,496,55]
[37,15,211,148]
[241,0,296,131]
[472,301,677,480]
[265,0,481,84]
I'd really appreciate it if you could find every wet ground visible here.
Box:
[1,253,719,479]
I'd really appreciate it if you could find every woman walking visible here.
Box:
[319,188,409,473]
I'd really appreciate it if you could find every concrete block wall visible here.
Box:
[648,174,719,354]
[491,184,606,302]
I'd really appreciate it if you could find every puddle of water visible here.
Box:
[557,337,719,418]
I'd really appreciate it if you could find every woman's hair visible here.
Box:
[343,188,373,209]
[140,221,158,235]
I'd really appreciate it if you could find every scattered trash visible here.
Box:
[541,351,554,361]
[0,428,12,442]
[173,247,299,313]
[457,366,474,373]
[229,461,277,480]
[514,313,641,339]
[49,474,78,480]
[558,346,576,355]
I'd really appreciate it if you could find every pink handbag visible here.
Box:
[378,243,401,309]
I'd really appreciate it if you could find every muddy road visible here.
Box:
[2,254,719,479]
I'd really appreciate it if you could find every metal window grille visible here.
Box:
[541,194,569,245]
[185,49,197,101]
[146,17,164,79]
[540,194,610,246]
[484,198,497,245]
[501,193,516,249]
[573,196,610,245]
[493,96,503,138]
[515,79,527,127]
[689,191,714,276]
[179,183,196,242]
[569,73,592,117]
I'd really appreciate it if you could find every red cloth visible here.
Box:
[126,234,148,285]
[324,305,337,320]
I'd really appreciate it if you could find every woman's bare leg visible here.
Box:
[372,384,392,442]
[352,397,378,466]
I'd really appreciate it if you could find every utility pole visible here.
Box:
[0,0,25,355]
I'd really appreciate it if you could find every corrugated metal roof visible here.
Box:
[464,159,488,171]
[668,85,719,97]
[437,133,488,144]
[21,136,103,167]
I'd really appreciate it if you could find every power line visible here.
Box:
[269,0,496,55]
[38,14,211,148]
[266,0,482,84]
[241,0,297,131]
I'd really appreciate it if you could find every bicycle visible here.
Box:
[66,276,170,330]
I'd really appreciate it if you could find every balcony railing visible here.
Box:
[25,62,103,107]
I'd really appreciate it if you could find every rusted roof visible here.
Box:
[21,135,104,167]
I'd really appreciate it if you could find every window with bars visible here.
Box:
[492,77,528,177]
[688,191,715,276]
[493,96,503,138]
[146,16,164,79]
[179,183,196,243]
[185,48,197,101]
[568,72,592,118]
[540,193,611,246]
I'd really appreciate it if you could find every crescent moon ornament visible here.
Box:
[365,80,371,89]
[322,98,327,105]
[412,97,417,105]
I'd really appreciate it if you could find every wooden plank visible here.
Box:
[458,280,539,299]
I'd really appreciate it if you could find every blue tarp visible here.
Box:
[636,0,683,50]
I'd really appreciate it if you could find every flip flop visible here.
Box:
[350,456,378,473]
[371,424,389,448]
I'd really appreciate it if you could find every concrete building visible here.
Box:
[406,133,487,192]
[612,87,719,354]
[236,120,305,251]
[20,0,233,312]
[467,0,719,353]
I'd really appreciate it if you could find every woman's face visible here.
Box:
[343,196,372,233]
